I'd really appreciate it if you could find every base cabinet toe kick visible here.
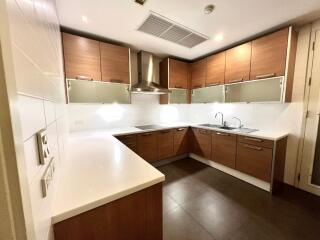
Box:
[116,127,288,194]
[54,183,163,240]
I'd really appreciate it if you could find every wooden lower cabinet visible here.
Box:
[137,132,158,162]
[236,142,273,182]
[191,128,212,159]
[173,127,189,156]
[54,183,163,240]
[212,131,237,169]
[158,130,174,160]
[116,134,138,153]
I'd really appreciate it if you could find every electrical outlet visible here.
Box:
[37,129,51,165]
[41,158,55,198]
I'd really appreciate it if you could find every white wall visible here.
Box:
[5,0,68,239]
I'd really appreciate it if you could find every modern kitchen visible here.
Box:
[1,0,320,240]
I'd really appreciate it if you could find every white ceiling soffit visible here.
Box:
[56,0,320,60]
[138,12,208,48]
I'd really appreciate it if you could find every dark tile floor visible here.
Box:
[158,158,320,240]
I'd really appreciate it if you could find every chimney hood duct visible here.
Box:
[131,51,170,94]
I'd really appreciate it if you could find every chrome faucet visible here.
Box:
[215,112,225,126]
[232,117,243,129]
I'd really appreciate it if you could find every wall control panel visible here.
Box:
[41,158,55,198]
[37,129,51,165]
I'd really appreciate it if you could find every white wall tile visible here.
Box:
[44,100,56,125]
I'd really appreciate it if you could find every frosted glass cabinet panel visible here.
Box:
[169,89,188,104]
[225,77,284,103]
[191,85,224,103]
[68,79,130,104]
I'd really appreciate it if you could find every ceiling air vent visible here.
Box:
[138,12,209,48]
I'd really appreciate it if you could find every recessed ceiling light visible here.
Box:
[214,34,224,42]
[81,15,88,23]
[204,4,215,14]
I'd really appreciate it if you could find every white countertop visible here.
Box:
[52,132,165,224]
[52,122,288,223]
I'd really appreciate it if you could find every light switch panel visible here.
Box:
[37,129,51,165]
[41,158,55,198]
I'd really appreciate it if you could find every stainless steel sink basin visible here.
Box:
[198,123,257,133]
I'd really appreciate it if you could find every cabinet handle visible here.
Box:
[244,137,263,142]
[207,82,220,87]
[199,130,209,135]
[177,128,186,131]
[243,144,262,151]
[141,133,152,136]
[216,132,230,136]
[75,75,93,81]
[256,73,276,79]
[110,79,123,83]
[175,85,184,89]
[193,84,202,89]
[228,78,243,83]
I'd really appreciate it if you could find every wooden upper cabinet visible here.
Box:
[169,59,189,89]
[206,52,226,86]
[62,33,101,81]
[191,59,206,89]
[225,42,252,83]
[250,28,289,80]
[100,42,130,84]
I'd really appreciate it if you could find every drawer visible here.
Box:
[237,135,274,149]
[236,142,273,182]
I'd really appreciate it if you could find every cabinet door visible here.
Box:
[250,28,289,80]
[137,132,158,162]
[173,128,189,156]
[169,59,189,89]
[100,42,130,84]
[62,33,101,80]
[158,130,174,160]
[212,132,236,168]
[191,128,211,159]
[116,134,137,153]
[236,143,273,182]
[191,59,206,89]
[206,52,226,86]
[225,42,252,83]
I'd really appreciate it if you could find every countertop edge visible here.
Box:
[52,175,165,224]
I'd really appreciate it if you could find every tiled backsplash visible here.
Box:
[6,0,68,239]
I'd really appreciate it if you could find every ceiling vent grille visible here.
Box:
[138,12,208,48]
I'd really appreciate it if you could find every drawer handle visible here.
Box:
[193,84,202,89]
[199,130,209,134]
[244,137,263,142]
[228,78,243,83]
[177,128,186,131]
[256,73,276,79]
[110,79,123,83]
[207,82,220,87]
[175,85,184,89]
[141,133,152,136]
[243,144,262,151]
[75,75,93,81]
[216,132,230,136]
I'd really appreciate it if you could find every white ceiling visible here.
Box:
[56,0,320,60]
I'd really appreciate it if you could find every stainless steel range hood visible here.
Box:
[131,51,170,94]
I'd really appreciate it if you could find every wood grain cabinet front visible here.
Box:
[212,131,237,169]
[191,59,207,89]
[225,42,252,83]
[168,59,189,89]
[62,32,101,81]
[206,52,226,86]
[250,28,289,80]
[191,128,212,159]
[158,130,174,160]
[100,42,130,84]
[173,128,189,156]
[236,142,273,182]
[137,132,158,162]
[116,134,138,153]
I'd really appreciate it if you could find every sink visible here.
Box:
[198,123,257,133]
